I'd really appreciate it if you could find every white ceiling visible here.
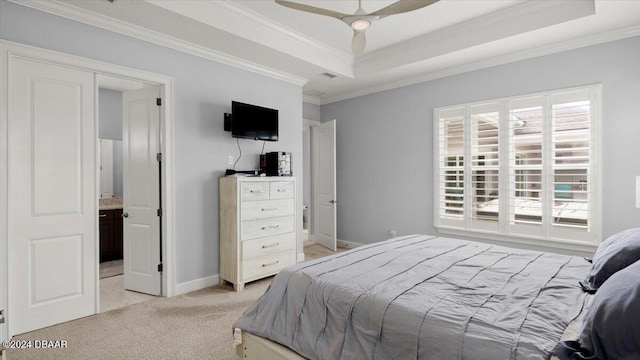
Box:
[25,0,640,104]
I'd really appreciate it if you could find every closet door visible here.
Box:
[8,58,96,335]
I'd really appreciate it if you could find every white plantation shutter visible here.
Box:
[508,96,545,239]
[434,85,600,246]
[437,107,466,228]
[550,89,594,241]
[470,103,500,233]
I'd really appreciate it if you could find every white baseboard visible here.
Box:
[174,274,220,296]
[337,239,364,249]
[297,252,305,262]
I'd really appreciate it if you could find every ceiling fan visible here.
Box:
[275,0,439,56]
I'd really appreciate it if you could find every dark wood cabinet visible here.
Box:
[99,208,123,263]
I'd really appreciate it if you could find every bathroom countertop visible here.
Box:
[99,197,123,210]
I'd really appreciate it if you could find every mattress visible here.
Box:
[234,235,591,360]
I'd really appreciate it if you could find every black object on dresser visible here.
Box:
[99,208,123,263]
[260,152,292,176]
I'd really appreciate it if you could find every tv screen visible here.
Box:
[231,101,278,142]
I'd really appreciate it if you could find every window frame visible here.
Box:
[433,85,601,252]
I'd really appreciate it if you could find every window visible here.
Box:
[434,85,600,247]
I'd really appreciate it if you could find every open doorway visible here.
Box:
[97,76,161,312]
[2,41,175,337]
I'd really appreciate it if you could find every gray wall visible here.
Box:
[322,35,640,252]
[98,88,123,197]
[303,102,321,121]
[98,88,123,140]
[0,0,303,284]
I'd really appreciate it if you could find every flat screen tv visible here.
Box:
[231,101,278,142]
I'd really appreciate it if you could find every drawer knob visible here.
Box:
[277,189,287,192]
[262,243,280,249]
[249,190,262,193]
[262,260,280,267]
[261,208,277,211]
[261,225,280,230]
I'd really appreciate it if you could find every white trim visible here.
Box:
[7,0,308,87]
[336,239,363,249]
[437,227,597,254]
[303,119,321,128]
[174,275,220,296]
[146,0,353,78]
[297,253,305,263]
[9,0,639,107]
[303,95,322,106]
[320,24,640,105]
[0,40,176,338]
[355,0,595,73]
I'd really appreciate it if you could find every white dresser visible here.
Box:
[219,177,297,291]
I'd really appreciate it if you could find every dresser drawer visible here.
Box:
[240,182,270,201]
[242,250,296,280]
[242,233,295,260]
[241,199,294,220]
[270,181,295,199]
[241,216,294,241]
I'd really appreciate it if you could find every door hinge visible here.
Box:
[157,263,163,272]
[156,98,162,106]
[156,153,162,162]
[0,310,5,324]
[157,208,162,217]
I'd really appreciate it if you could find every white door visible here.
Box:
[8,58,96,335]
[100,139,114,198]
[313,120,337,251]
[123,86,162,296]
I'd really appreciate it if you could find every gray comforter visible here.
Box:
[234,235,590,360]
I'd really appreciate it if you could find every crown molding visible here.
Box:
[8,0,309,87]
[302,95,322,106]
[146,0,355,78]
[320,24,640,105]
[355,0,595,76]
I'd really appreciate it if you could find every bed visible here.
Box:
[233,234,592,360]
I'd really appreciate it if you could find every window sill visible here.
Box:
[436,226,598,255]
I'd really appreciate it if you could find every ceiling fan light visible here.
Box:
[350,19,370,31]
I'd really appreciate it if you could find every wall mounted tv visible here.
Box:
[231,101,279,142]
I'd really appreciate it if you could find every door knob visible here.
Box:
[122,212,129,218]
[329,200,337,204]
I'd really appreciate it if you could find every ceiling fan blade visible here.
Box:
[370,0,439,19]
[275,0,348,20]
[352,30,366,56]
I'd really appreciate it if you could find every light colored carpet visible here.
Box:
[6,244,345,360]
[99,259,123,279]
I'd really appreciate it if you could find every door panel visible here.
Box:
[8,58,96,335]
[123,86,161,296]
[313,120,337,251]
